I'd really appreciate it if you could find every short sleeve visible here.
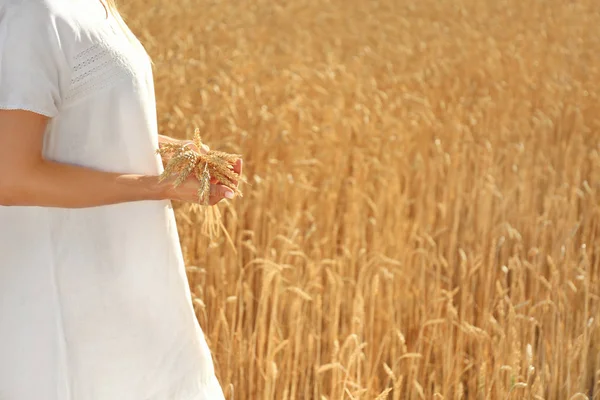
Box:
[0,4,64,117]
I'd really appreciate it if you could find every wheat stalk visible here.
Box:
[122,0,600,397]
[156,133,245,238]
[156,131,245,205]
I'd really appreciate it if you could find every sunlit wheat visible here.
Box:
[122,0,600,398]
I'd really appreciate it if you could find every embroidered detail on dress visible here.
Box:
[64,39,136,105]
[73,43,100,61]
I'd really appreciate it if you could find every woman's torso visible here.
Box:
[0,1,223,399]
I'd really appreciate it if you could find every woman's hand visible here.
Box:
[162,145,243,206]
[181,139,210,155]
[163,175,235,206]
[158,136,243,205]
[180,139,244,191]
[157,135,209,164]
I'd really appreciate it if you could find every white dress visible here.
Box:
[0,0,225,399]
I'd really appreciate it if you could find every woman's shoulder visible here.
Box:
[1,0,86,57]
[1,0,75,34]
[0,0,76,117]
[0,0,80,80]
[2,0,63,17]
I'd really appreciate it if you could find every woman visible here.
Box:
[0,0,240,398]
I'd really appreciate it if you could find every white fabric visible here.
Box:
[0,1,225,399]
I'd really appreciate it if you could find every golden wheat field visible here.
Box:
[121,0,600,398]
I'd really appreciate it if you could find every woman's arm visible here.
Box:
[0,110,234,208]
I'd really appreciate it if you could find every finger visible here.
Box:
[228,159,243,187]
[182,140,197,152]
[233,158,243,175]
[210,184,234,200]
[208,185,234,206]
[201,144,210,154]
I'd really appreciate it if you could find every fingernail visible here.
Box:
[225,190,234,199]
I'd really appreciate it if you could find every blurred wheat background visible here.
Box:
[122,0,600,398]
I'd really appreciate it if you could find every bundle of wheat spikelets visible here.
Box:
[156,131,244,205]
